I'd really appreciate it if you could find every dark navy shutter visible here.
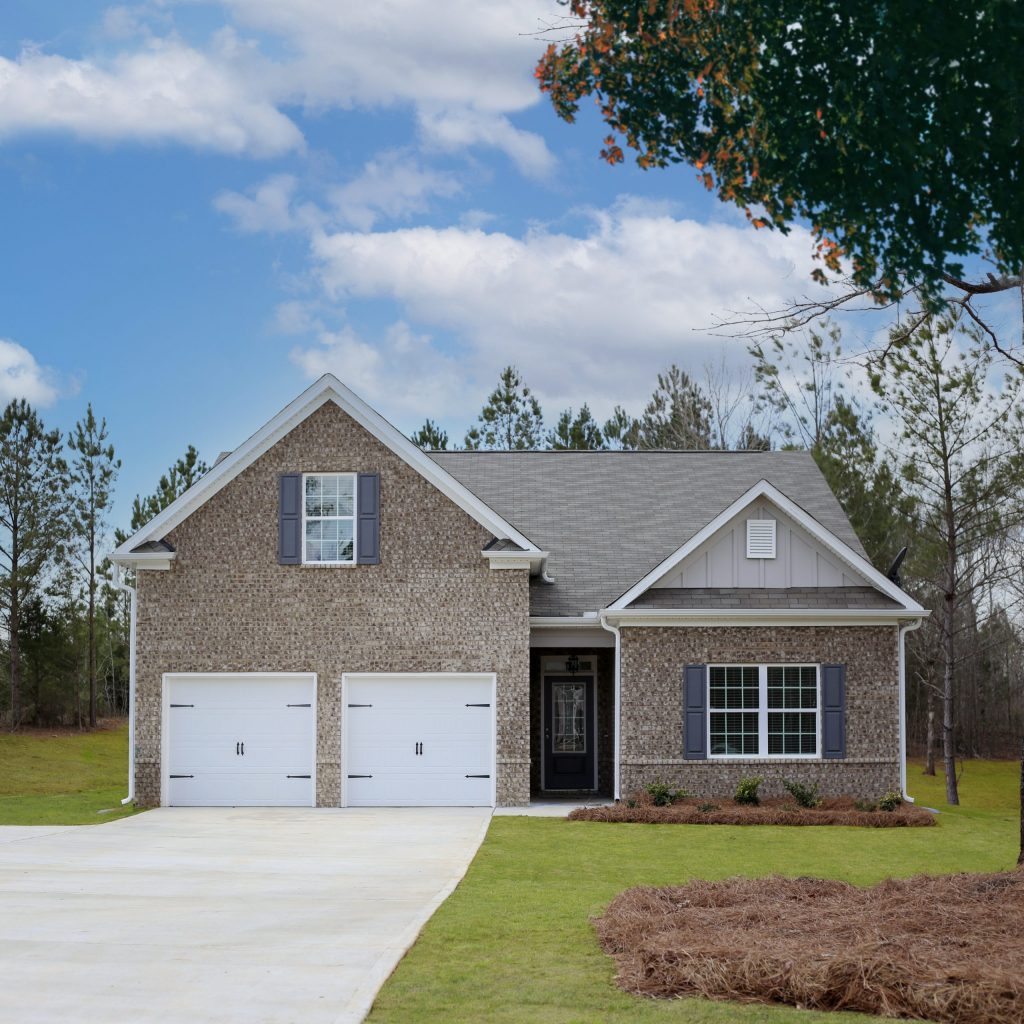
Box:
[821,663,846,759]
[356,472,380,565]
[278,474,302,564]
[683,664,708,760]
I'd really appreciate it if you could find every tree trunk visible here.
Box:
[88,576,96,728]
[942,587,959,805]
[9,585,20,732]
[924,693,936,775]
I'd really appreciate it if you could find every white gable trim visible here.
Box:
[607,479,924,613]
[112,374,540,565]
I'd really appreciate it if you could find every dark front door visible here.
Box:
[544,676,596,791]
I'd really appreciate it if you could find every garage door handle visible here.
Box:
[170,774,194,779]
[347,703,373,708]
[170,703,194,708]
[240,742,244,756]
[348,774,373,779]
[236,742,240,755]
[287,703,311,708]
[465,774,490,779]
[287,775,311,779]
[465,703,490,707]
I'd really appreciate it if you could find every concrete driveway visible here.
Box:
[0,807,491,1024]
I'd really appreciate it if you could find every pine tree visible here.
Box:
[546,405,606,449]
[464,367,544,450]
[68,405,120,728]
[0,401,67,729]
[410,419,449,451]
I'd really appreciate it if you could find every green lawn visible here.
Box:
[0,721,137,825]
[368,760,1021,1024]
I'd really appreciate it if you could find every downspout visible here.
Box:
[599,612,621,801]
[898,617,923,804]
[113,565,137,806]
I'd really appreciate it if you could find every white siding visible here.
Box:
[654,500,866,589]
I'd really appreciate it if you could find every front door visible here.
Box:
[543,676,595,791]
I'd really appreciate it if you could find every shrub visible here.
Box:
[853,799,878,812]
[697,802,721,813]
[645,781,689,806]
[782,778,821,809]
[879,790,903,812]
[734,776,763,806]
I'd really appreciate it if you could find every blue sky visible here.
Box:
[0,1,855,533]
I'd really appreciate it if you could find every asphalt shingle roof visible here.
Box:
[430,450,870,617]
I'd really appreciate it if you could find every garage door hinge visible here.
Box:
[169,774,194,779]
[286,703,312,707]
[465,774,491,779]
[347,703,373,707]
[170,703,194,708]
[465,703,491,707]
[287,774,312,779]
[347,774,373,779]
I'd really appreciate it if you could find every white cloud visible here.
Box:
[214,173,323,233]
[418,107,554,179]
[0,1,554,171]
[329,151,461,231]
[301,200,832,419]
[0,339,61,407]
[0,38,303,156]
[290,320,464,418]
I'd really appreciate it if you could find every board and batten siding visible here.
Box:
[652,499,866,590]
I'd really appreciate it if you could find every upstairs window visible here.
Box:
[746,518,777,558]
[303,473,355,564]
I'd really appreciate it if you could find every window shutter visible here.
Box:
[683,664,708,760]
[356,472,380,565]
[821,663,846,759]
[278,473,302,565]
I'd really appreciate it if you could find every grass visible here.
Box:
[0,720,137,825]
[368,759,1021,1024]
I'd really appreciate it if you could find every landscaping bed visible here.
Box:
[570,794,935,827]
[596,868,1024,1024]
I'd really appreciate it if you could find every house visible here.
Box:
[111,374,926,809]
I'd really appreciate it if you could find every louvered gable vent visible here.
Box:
[746,518,776,559]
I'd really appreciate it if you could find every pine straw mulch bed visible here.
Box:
[570,795,935,827]
[597,869,1024,1024]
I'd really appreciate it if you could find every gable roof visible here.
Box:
[607,479,923,613]
[111,375,542,565]
[432,450,915,617]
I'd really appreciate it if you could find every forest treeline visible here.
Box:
[2,317,1022,803]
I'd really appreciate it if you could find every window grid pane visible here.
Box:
[304,474,356,563]
[709,665,760,755]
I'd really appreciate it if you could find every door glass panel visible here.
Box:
[552,682,586,753]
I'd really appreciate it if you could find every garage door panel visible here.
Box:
[346,769,491,808]
[167,675,315,807]
[344,674,494,807]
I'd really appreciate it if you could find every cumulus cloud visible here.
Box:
[328,151,461,231]
[0,339,61,407]
[298,200,832,418]
[0,38,303,156]
[290,320,465,418]
[213,173,324,233]
[0,1,553,170]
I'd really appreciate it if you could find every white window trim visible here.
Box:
[302,471,357,566]
[707,663,821,760]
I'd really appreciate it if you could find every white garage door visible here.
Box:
[166,674,316,807]
[344,674,495,807]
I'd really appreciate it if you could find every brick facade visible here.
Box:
[133,401,531,807]
[618,624,900,799]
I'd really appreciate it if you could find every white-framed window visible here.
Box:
[303,473,356,564]
[708,664,819,758]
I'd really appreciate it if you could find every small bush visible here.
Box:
[879,790,903,812]
[697,802,721,813]
[734,776,763,806]
[645,781,689,807]
[853,799,878,812]
[782,778,821,809]
[624,798,638,809]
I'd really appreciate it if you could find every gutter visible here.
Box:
[898,617,923,804]
[112,566,138,806]
[598,613,622,801]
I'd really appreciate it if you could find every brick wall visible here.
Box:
[134,400,531,807]
[618,624,900,799]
